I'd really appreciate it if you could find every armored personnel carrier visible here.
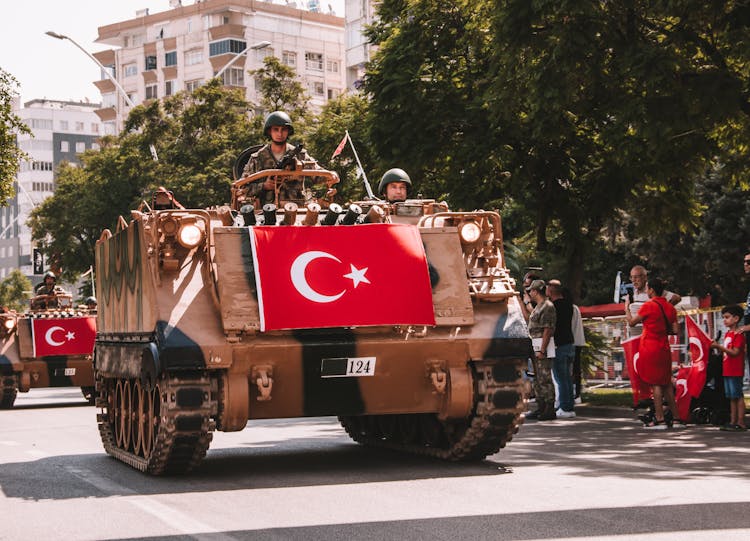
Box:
[0,292,97,408]
[93,162,530,474]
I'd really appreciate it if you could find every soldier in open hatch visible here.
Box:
[240,111,319,204]
[379,168,411,203]
[32,271,66,309]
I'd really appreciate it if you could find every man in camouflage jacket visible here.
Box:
[241,111,319,205]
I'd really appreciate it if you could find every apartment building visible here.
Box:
[1,98,101,281]
[92,0,345,134]
[344,0,376,89]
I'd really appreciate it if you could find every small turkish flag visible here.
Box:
[250,224,436,331]
[31,317,96,357]
[675,365,693,422]
[684,315,710,398]
[622,336,652,407]
[331,133,348,158]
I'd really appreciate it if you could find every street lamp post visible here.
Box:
[214,40,271,81]
[45,31,159,161]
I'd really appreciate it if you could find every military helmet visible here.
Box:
[378,168,412,194]
[85,296,97,306]
[263,111,294,138]
[43,271,56,282]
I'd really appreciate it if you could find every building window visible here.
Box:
[165,51,177,67]
[59,120,69,131]
[327,88,341,100]
[31,161,53,171]
[30,118,53,130]
[145,55,157,70]
[165,80,176,96]
[145,85,158,99]
[60,141,69,152]
[305,52,324,71]
[185,79,203,92]
[75,122,84,132]
[104,122,116,135]
[187,18,192,33]
[91,123,99,133]
[310,81,325,96]
[326,60,339,73]
[220,67,244,87]
[124,64,138,77]
[185,49,203,66]
[132,34,143,47]
[282,51,297,67]
[209,39,246,57]
[76,142,85,153]
[92,142,100,151]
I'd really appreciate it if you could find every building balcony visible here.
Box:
[94,107,116,122]
[209,24,246,41]
[94,79,116,93]
[93,49,116,66]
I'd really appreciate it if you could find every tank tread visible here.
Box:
[96,372,215,475]
[339,358,526,461]
[1,375,18,409]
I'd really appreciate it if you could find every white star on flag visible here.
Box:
[343,264,370,288]
[65,331,75,341]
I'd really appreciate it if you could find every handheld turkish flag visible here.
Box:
[622,336,651,407]
[674,365,693,422]
[31,316,96,357]
[331,133,348,159]
[250,224,436,331]
[684,315,710,398]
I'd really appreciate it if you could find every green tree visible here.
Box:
[0,68,30,203]
[365,0,750,301]
[30,80,256,279]
[250,56,310,124]
[304,93,377,201]
[0,269,33,312]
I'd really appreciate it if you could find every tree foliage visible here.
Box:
[30,80,256,279]
[365,0,750,302]
[0,269,33,312]
[250,56,310,124]
[0,68,30,203]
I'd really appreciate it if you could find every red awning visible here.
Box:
[579,303,626,319]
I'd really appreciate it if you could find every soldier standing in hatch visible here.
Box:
[241,111,319,205]
[32,271,66,309]
[378,168,411,203]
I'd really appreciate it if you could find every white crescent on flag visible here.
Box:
[290,251,346,303]
[632,351,640,375]
[675,378,688,398]
[45,326,66,346]
[689,336,705,364]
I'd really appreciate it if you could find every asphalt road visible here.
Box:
[2,388,750,541]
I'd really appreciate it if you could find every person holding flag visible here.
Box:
[711,305,747,431]
[625,277,679,429]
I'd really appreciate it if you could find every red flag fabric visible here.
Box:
[331,133,348,158]
[250,224,436,331]
[674,365,693,421]
[31,317,96,357]
[684,315,711,398]
[622,336,652,406]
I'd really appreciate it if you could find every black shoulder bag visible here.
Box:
[653,299,676,335]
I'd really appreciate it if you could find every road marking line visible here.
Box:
[63,466,236,541]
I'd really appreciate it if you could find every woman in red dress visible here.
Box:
[625,277,679,429]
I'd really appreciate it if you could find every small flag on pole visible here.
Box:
[331,133,348,158]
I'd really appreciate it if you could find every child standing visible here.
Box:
[712,305,747,431]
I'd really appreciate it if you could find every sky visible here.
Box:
[0,0,346,106]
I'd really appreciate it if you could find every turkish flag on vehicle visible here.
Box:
[249,224,436,331]
[684,315,710,398]
[674,365,693,422]
[622,336,652,407]
[31,317,96,357]
[331,133,348,159]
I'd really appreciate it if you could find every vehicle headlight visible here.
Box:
[459,221,481,245]
[3,317,15,331]
[177,223,204,248]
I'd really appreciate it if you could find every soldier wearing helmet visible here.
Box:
[32,271,66,309]
[378,168,411,203]
[85,296,97,310]
[240,111,319,204]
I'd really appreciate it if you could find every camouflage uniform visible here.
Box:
[527,298,556,407]
[241,143,317,205]
[32,284,66,309]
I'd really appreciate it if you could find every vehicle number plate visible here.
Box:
[320,357,376,378]
[55,368,76,376]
